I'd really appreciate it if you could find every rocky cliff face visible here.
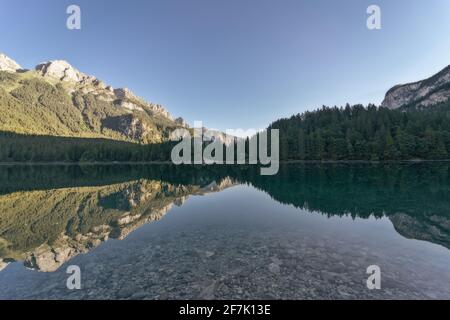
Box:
[35,60,97,84]
[0,53,188,144]
[113,87,174,120]
[382,65,450,109]
[35,59,178,121]
[0,53,22,72]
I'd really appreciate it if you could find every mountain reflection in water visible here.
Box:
[0,163,449,275]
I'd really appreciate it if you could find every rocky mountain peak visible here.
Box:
[0,53,22,72]
[0,53,188,142]
[33,59,177,122]
[35,60,98,84]
[382,65,450,109]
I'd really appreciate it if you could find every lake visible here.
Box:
[0,163,449,299]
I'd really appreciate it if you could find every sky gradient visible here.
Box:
[1,0,450,131]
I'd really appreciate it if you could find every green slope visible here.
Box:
[0,70,182,144]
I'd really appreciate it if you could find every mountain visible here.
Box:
[0,53,21,72]
[382,65,450,109]
[268,65,450,161]
[1,52,449,162]
[0,53,187,144]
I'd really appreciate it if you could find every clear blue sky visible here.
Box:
[1,0,450,131]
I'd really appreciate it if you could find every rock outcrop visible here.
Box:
[23,234,106,272]
[198,177,236,193]
[113,87,135,100]
[113,88,175,120]
[102,114,154,142]
[203,128,237,146]
[0,258,9,271]
[175,117,188,127]
[35,60,97,84]
[0,54,188,144]
[34,60,177,122]
[0,53,22,72]
[382,65,450,109]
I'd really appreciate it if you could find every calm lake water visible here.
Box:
[0,163,449,299]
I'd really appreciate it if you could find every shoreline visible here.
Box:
[0,159,450,166]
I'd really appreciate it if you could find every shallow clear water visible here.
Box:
[0,163,449,299]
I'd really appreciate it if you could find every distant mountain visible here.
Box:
[0,53,22,72]
[1,52,449,162]
[382,65,450,109]
[0,53,187,144]
[267,64,450,161]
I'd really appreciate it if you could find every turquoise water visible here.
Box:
[0,164,449,299]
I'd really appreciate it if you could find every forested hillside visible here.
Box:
[269,103,450,160]
[2,103,450,162]
[0,132,176,162]
[1,53,450,162]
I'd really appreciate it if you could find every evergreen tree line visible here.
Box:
[268,102,450,160]
[0,133,176,162]
[1,101,450,162]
